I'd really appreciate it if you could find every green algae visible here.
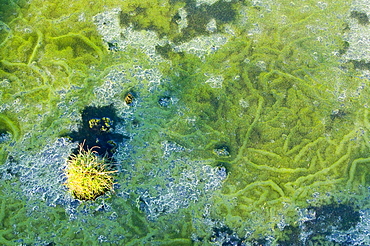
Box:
[0,113,20,164]
[0,0,119,152]
[0,0,203,244]
[0,0,370,244]
[119,0,179,35]
[161,0,370,240]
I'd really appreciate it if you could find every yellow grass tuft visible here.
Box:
[64,144,116,201]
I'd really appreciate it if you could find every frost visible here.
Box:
[0,138,76,206]
[93,8,168,65]
[93,67,132,109]
[137,160,227,220]
[206,19,217,33]
[94,8,229,62]
[239,99,249,108]
[351,0,370,14]
[342,0,370,63]
[0,132,12,144]
[177,8,188,32]
[92,65,164,110]
[205,74,224,88]
[161,140,188,159]
[342,22,370,62]
[328,209,370,245]
[196,0,219,7]
[173,34,229,60]
[93,8,122,48]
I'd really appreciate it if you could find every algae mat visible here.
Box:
[0,0,370,245]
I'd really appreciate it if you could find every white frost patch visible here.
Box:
[93,8,122,46]
[205,74,224,88]
[94,8,229,62]
[1,138,76,206]
[206,18,217,33]
[342,0,370,63]
[137,159,227,220]
[93,65,163,115]
[328,209,370,245]
[196,0,219,7]
[351,0,370,14]
[342,21,370,62]
[93,8,168,65]
[93,67,131,109]
[177,8,188,32]
[173,34,228,60]
[239,98,250,108]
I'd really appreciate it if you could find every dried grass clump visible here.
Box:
[64,144,116,201]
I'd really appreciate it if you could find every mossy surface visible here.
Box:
[0,0,369,245]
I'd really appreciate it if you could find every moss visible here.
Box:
[0,189,27,245]
[0,114,20,141]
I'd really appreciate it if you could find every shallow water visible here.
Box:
[1,0,370,245]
